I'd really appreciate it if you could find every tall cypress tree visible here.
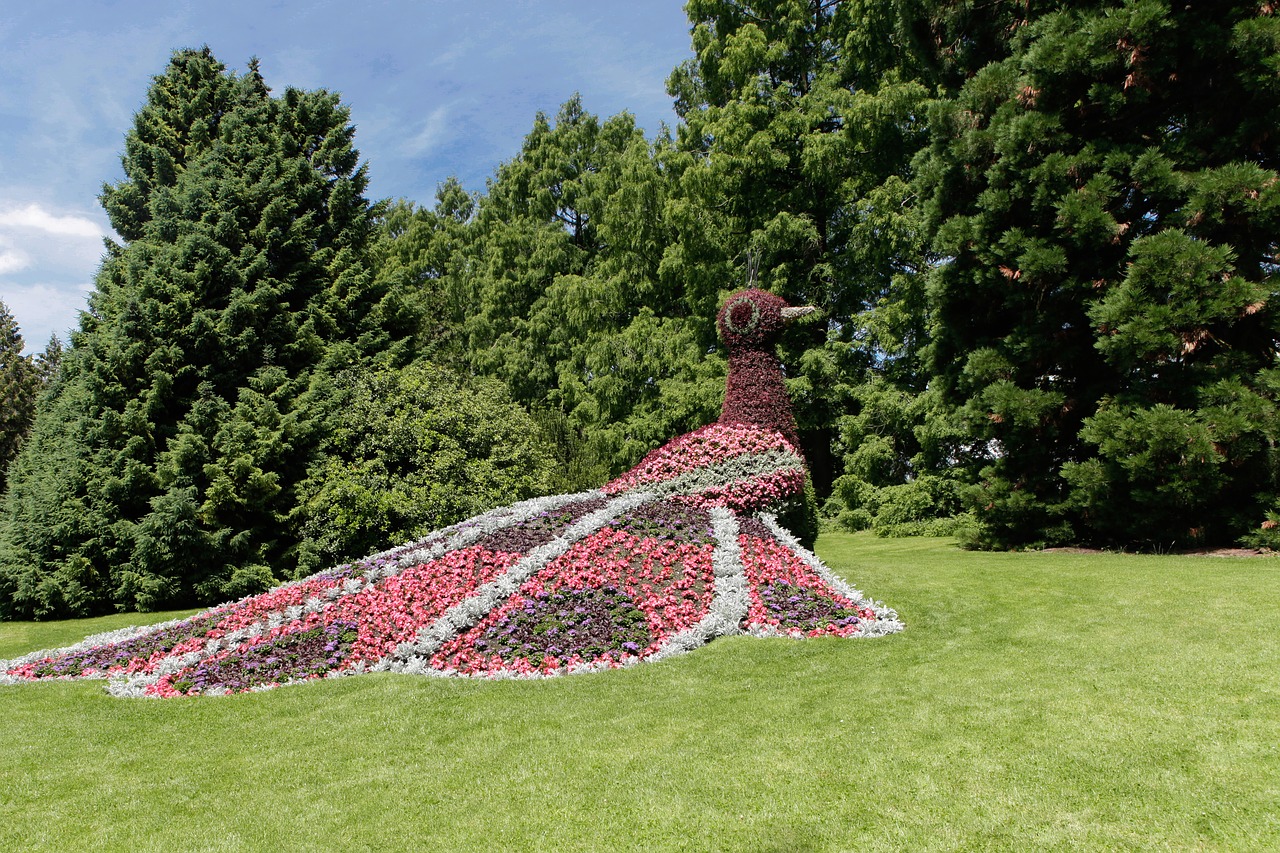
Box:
[920,0,1280,548]
[444,96,720,482]
[1,48,384,617]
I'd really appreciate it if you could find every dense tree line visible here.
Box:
[3,0,1278,618]
[919,0,1280,548]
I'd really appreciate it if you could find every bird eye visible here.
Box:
[723,295,761,335]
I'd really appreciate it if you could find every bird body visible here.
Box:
[2,290,902,697]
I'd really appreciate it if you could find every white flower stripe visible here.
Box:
[645,506,748,662]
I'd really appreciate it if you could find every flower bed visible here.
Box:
[138,543,539,695]
[3,498,901,698]
[431,506,718,676]
[670,468,806,512]
[738,518,880,638]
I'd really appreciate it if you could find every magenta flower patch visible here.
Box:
[739,532,878,638]
[604,424,806,513]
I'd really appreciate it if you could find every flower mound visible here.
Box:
[0,287,906,698]
[3,490,902,699]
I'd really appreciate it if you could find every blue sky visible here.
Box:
[0,1,693,354]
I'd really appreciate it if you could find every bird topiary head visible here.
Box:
[716,289,814,350]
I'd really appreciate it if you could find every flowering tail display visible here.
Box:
[1,288,903,698]
[1,493,901,697]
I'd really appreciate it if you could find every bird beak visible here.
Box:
[781,306,816,321]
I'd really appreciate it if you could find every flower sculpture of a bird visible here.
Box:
[2,289,902,697]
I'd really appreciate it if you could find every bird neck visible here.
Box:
[719,347,801,451]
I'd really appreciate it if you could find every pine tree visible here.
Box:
[0,301,38,492]
[34,335,63,387]
[1,48,387,617]
[920,0,1280,548]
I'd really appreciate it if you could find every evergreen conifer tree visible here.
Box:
[442,97,720,483]
[34,335,63,388]
[920,0,1280,548]
[0,300,38,492]
[1,48,386,617]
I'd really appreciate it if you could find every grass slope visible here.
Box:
[1,534,1277,851]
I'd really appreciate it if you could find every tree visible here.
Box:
[445,97,723,484]
[368,183,478,368]
[664,0,935,494]
[1,48,390,617]
[292,363,556,572]
[919,0,1280,548]
[0,301,39,492]
[34,335,63,387]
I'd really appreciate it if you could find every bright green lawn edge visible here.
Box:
[2,534,1277,851]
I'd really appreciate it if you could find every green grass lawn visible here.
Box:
[2,534,1277,851]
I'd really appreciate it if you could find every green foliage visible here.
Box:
[920,0,1280,548]
[0,301,39,492]
[427,96,725,476]
[8,0,1276,600]
[1241,510,1280,551]
[370,4,959,521]
[367,184,477,367]
[1,48,390,618]
[292,363,555,575]
[822,377,971,537]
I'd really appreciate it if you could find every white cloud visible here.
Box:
[402,104,453,158]
[0,204,105,239]
[0,200,109,354]
[0,281,92,354]
[0,246,30,275]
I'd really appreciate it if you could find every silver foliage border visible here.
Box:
[613,449,804,501]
